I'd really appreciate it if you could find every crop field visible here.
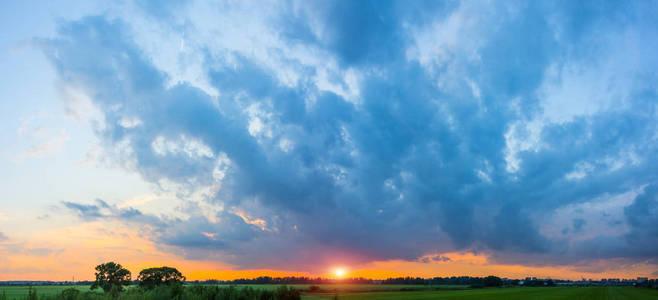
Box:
[0,284,453,299]
[2,285,658,299]
[302,286,658,300]
[0,285,92,299]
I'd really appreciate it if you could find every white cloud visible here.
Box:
[14,120,70,161]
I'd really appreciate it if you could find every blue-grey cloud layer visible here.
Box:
[42,1,658,270]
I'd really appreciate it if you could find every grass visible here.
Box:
[301,286,658,300]
[0,285,92,299]
[2,285,658,300]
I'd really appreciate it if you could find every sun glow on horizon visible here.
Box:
[334,268,346,278]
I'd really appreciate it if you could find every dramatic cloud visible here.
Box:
[43,0,658,271]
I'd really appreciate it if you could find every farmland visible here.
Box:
[0,284,457,299]
[0,285,92,299]
[2,285,658,299]
[303,286,658,299]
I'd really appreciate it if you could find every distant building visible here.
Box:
[637,277,648,283]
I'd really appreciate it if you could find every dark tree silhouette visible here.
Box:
[90,262,132,294]
[483,275,503,287]
[137,266,186,289]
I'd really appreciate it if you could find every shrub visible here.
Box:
[274,285,301,300]
[27,286,38,300]
[60,288,81,300]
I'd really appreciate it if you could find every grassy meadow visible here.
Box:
[0,284,460,299]
[302,286,658,299]
[2,285,658,300]
[0,285,92,299]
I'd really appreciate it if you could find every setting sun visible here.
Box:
[2,1,658,299]
[334,268,346,278]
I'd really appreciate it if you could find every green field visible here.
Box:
[302,286,658,300]
[2,285,658,299]
[0,284,447,299]
[0,285,92,299]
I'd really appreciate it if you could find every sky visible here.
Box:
[1,0,658,281]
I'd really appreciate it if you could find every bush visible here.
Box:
[27,286,38,300]
[60,288,81,300]
[275,285,301,300]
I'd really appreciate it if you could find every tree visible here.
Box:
[137,266,186,289]
[483,275,503,287]
[91,262,132,294]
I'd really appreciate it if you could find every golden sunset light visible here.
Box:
[333,268,346,278]
[2,0,658,299]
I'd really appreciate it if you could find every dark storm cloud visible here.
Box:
[40,0,658,270]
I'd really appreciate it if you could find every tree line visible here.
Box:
[0,261,301,300]
[207,275,504,286]
[88,263,506,289]
[212,276,373,285]
[382,276,504,287]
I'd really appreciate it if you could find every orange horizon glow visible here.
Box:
[1,221,657,282]
[333,268,346,278]
[2,260,656,282]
